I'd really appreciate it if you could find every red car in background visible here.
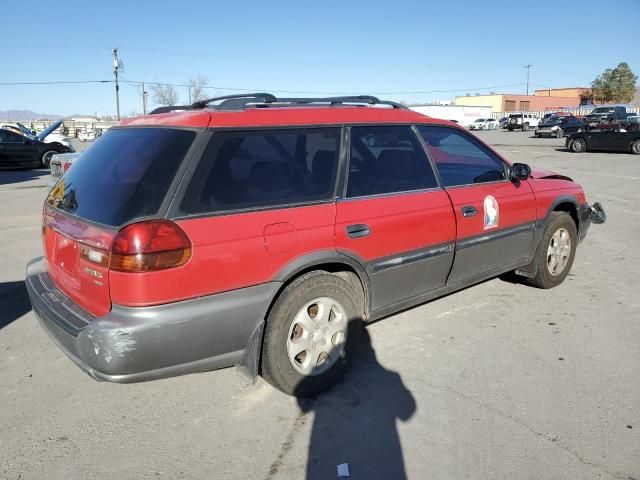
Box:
[26,94,605,396]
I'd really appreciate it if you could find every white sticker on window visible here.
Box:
[483,195,499,230]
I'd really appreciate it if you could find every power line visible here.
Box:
[120,80,527,96]
[0,80,112,86]
[1,78,528,97]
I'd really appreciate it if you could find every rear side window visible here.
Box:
[346,125,437,197]
[47,128,195,226]
[417,126,507,187]
[180,128,340,214]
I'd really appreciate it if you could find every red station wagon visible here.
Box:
[26,94,606,396]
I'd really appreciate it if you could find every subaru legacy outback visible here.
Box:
[26,94,606,396]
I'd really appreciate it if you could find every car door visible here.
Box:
[0,130,39,167]
[417,125,537,285]
[591,129,623,151]
[334,125,456,310]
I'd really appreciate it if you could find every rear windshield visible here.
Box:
[47,128,196,226]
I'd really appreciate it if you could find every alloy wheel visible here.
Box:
[547,228,572,276]
[286,297,348,376]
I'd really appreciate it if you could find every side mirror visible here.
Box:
[511,163,531,181]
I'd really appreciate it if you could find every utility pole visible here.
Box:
[142,82,148,115]
[112,48,122,120]
[524,64,532,96]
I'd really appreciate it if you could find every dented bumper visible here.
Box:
[25,257,279,383]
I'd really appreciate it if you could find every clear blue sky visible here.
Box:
[2,0,639,116]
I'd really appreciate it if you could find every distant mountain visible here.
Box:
[0,110,65,122]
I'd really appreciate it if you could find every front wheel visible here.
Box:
[525,212,577,289]
[261,271,364,396]
[631,140,640,155]
[523,123,530,131]
[569,137,587,153]
[556,128,564,138]
[41,150,57,168]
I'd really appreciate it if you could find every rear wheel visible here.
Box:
[569,137,587,153]
[261,271,364,397]
[523,123,530,131]
[631,139,640,155]
[525,212,577,289]
[41,150,57,168]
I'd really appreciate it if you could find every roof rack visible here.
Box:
[149,93,407,115]
[148,93,275,115]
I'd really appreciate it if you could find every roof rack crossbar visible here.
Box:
[148,93,408,114]
[149,93,277,115]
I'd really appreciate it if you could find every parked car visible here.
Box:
[0,124,74,169]
[49,151,83,183]
[498,117,509,128]
[507,113,540,131]
[78,128,103,142]
[535,115,585,138]
[566,127,640,154]
[26,93,605,397]
[584,106,629,128]
[469,118,498,130]
[2,121,75,150]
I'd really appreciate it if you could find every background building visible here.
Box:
[454,93,580,112]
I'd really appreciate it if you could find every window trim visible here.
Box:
[415,124,511,189]
[168,126,344,220]
[342,124,442,200]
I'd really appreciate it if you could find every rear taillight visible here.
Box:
[63,162,72,173]
[109,220,191,272]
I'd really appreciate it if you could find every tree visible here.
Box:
[590,62,637,104]
[187,76,209,103]
[151,83,179,106]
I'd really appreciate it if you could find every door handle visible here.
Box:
[461,206,478,217]
[346,224,371,239]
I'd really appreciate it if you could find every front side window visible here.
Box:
[180,128,339,214]
[417,126,507,187]
[346,125,437,198]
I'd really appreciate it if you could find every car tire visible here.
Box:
[261,271,364,397]
[508,127,513,131]
[41,150,57,168]
[569,137,587,153]
[631,139,640,155]
[523,123,529,131]
[556,128,564,138]
[525,212,577,289]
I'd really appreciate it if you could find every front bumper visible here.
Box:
[536,129,556,136]
[26,257,280,383]
[578,202,606,241]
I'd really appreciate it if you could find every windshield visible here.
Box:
[47,128,196,226]
[474,119,485,122]
[16,123,36,139]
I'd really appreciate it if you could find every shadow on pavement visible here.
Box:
[0,169,48,186]
[0,281,32,330]
[296,329,416,479]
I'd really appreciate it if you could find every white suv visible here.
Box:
[507,113,540,131]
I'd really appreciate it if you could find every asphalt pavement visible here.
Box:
[0,131,638,479]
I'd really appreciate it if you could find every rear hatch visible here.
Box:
[43,127,197,316]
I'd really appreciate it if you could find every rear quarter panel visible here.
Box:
[108,203,337,307]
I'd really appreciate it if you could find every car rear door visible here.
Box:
[417,125,536,285]
[334,125,456,310]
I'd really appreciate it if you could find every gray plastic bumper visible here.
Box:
[25,257,281,383]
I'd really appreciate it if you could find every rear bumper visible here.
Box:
[26,257,280,383]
